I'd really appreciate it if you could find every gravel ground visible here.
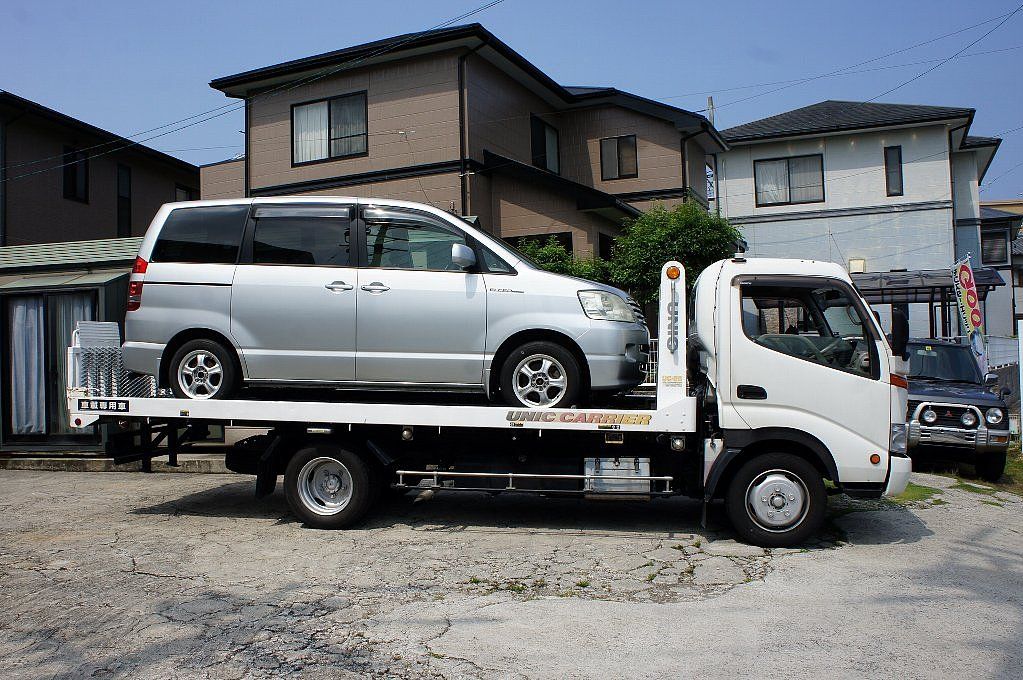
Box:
[0,469,1020,679]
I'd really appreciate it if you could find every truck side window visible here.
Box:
[740,282,876,379]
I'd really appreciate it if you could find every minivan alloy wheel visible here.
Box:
[176,349,225,399]
[513,353,569,407]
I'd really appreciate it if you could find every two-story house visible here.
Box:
[0,90,198,448]
[714,100,1002,336]
[201,24,725,257]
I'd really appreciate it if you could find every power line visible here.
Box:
[865,2,1023,102]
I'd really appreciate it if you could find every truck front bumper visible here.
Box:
[908,421,1010,454]
[883,453,912,497]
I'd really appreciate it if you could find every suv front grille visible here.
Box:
[908,401,978,429]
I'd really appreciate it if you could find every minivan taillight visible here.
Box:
[127,281,144,312]
[132,256,148,274]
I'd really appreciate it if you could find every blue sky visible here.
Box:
[2,0,1021,199]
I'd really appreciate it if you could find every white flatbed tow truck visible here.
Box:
[67,260,912,547]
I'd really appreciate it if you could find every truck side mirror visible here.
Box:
[985,372,999,386]
[451,243,477,269]
[890,307,910,360]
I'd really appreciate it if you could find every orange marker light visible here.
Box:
[889,373,909,389]
[666,266,681,280]
[870,454,881,465]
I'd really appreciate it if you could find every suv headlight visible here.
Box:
[986,407,1004,425]
[578,290,636,322]
[890,423,908,455]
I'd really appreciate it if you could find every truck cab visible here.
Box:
[906,339,1010,481]
[691,257,911,544]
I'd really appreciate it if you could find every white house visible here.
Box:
[714,101,1004,336]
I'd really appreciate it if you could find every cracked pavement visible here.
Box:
[0,469,1021,678]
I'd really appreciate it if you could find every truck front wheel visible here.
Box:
[284,444,374,529]
[725,453,826,548]
[975,451,1007,482]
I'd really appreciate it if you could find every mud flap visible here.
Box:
[254,434,285,498]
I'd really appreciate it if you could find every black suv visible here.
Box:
[906,339,1010,481]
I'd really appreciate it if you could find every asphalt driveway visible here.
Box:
[0,469,1020,679]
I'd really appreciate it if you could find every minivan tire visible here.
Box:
[168,339,238,400]
[284,444,374,529]
[499,341,580,408]
[725,452,826,548]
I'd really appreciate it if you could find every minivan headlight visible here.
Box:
[986,407,1004,425]
[577,290,636,322]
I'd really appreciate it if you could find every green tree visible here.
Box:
[514,235,610,282]
[610,202,742,304]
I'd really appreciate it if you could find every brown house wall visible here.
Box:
[246,51,462,195]
[200,159,245,200]
[291,172,462,210]
[4,115,197,245]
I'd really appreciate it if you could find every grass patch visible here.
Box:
[981,499,1004,508]
[429,651,446,659]
[645,572,656,582]
[929,445,1023,497]
[575,580,590,588]
[504,582,527,593]
[951,481,997,496]
[468,576,482,585]
[894,482,943,505]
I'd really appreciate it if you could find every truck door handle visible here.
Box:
[325,281,354,292]
[737,384,767,400]
[361,282,390,293]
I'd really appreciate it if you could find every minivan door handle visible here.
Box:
[325,281,354,292]
[360,282,390,293]
[737,384,768,400]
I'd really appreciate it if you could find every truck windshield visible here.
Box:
[908,343,983,383]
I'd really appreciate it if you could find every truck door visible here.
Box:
[727,277,892,481]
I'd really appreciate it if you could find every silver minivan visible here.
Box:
[122,197,649,408]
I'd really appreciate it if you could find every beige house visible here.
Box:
[202,24,725,256]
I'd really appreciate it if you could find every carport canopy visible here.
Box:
[851,267,1004,304]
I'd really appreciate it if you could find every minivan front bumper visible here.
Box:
[577,323,649,390]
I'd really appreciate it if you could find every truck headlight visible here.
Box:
[985,407,1004,425]
[960,411,978,428]
[921,409,937,424]
[577,290,636,322]
[890,423,908,455]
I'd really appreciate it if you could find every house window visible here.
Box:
[175,185,198,202]
[292,92,368,164]
[1013,268,1023,287]
[981,230,1009,266]
[753,154,824,207]
[530,115,559,174]
[598,232,614,260]
[600,135,637,180]
[884,145,903,197]
[62,147,88,202]
[117,165,131,237]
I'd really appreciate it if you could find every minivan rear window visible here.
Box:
[151,205,249,264]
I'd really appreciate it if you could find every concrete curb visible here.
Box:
[0,454,229,474]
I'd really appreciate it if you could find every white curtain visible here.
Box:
[789,156,823,203]
[330,94,367,157]
[9,296,45,435]
[755,159,788,205]
[50,293,94,435]
[293,101,328,163]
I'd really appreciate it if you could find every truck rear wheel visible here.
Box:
[284,444,374,528]
[725,452,826,548]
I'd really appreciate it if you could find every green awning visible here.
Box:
[0,269,128,291]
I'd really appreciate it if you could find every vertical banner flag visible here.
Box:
[952,255,985,359]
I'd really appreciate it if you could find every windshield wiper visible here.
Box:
[911,375,976,384]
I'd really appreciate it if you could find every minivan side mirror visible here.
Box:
[891,306,910,360]
[451,243,476,269]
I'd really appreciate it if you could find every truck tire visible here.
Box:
[284,444,374,529]
[725,453,827,548]
[500,341,580,408]
[168,339,238,400]
[975,451,1007,482]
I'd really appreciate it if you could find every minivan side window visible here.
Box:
[362,207,468,271]
[739,281,877,379]
[251,205,351,267]
[151,205,249,264]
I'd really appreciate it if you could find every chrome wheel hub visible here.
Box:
[513,354,568,408]
[177,350,224,399]
[746,470,809,532]
[297,457,354,516]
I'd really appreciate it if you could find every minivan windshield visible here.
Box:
[452,216,537,269]
[907,342,983,384]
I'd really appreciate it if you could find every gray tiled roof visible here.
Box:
[963,135,1001,148]
[981,206,1022,221]
[721,100,973,142]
